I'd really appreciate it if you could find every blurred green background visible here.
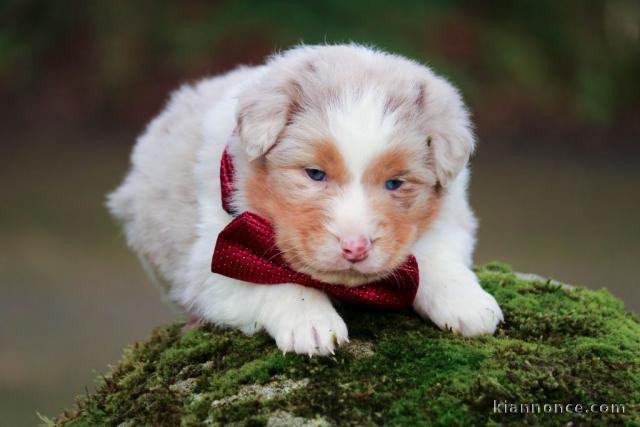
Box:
[1,1,639,425]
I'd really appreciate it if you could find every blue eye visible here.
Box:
[385,179,404,190]
[305,168,326,181]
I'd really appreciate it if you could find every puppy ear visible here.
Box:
[428,127,474,186]
[236,79,302,161]
[417,80,475,186]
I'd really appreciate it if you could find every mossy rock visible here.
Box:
[54,263,639,426]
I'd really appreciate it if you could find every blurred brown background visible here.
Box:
[1,1,639,425]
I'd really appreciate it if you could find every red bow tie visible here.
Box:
[211,147,419,310]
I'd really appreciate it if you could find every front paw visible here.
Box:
[265,302,349,356]
[414,270,503,336]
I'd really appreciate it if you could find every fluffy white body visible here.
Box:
[108,45,503,355]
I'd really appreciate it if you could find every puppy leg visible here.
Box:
[412,175,503,336]
[413,254,503,336]
[180,268,348,355]
[258,284,349,356]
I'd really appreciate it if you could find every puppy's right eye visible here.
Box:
[305,168,327,182]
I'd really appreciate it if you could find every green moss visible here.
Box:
[56,264,639,426]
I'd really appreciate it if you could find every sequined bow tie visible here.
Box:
[210,147,419,310]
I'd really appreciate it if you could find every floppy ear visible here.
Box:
[429,125,474,186]
[418,80,475,187]
[236,79,302,161]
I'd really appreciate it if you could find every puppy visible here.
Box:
[108,44,503,355]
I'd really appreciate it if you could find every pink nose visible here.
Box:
[340,236,372,262]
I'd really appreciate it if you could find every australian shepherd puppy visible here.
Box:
[108,44,503,355]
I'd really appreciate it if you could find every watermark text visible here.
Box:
[493,400,626,415]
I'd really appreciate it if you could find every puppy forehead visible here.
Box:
[324,89,401,176]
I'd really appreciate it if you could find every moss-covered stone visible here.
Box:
[54,263,639,426]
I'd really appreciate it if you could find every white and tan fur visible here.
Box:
[108,45,503,356]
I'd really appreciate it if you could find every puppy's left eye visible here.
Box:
[305,168,327,182]
[384,179,404,190]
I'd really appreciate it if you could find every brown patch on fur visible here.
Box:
[390,186,420,210]
[310,140,350,184]
[243,139,350,274]
[374,186,442,272]
[364,146,443,271]
[364,147,408,181]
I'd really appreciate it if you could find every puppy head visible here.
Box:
[236,45,474,286]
